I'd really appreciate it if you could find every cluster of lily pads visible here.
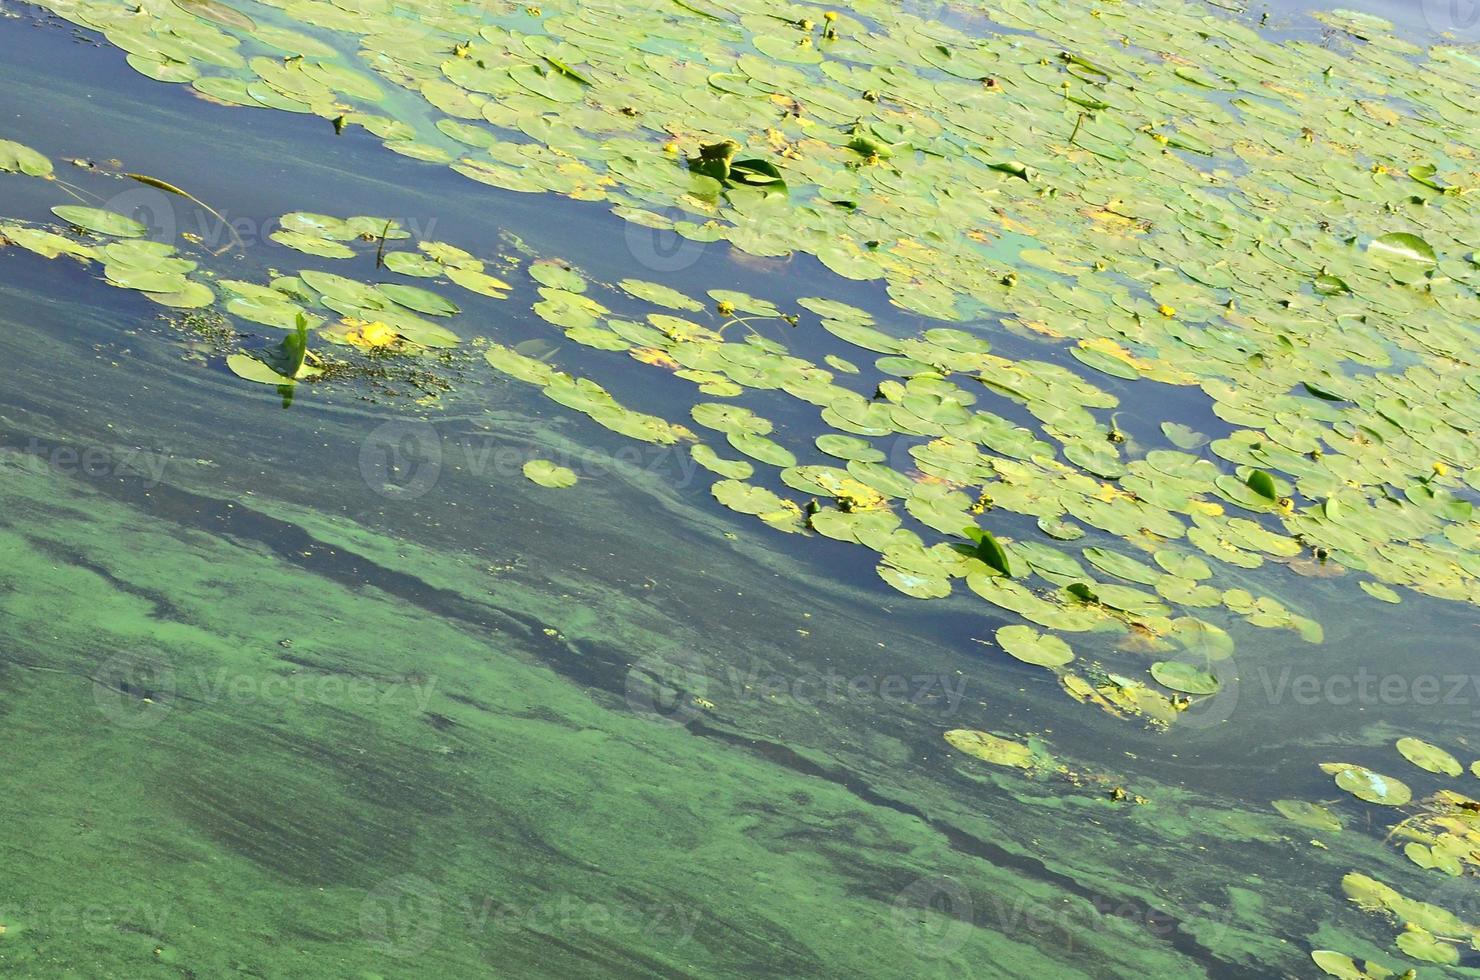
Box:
[6,0,1477,695]
[930,720,1480,975]
[5,115,1480,725]
[7,0,1480,704]
[1266,735,1480,974]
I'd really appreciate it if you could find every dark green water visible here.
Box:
[1,1,1479,978]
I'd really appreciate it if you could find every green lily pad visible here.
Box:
[1368,232,1436,280]
[878,564,952,599]
[690,444,753,480]
[727,431,796,468]
[377,283,460,317]
[1244,469,1278,501]
[619,279,703,311]
[1160,422,1207,450]
[1394,927,1457,966]
[995,625,1074,668]
[815,434,884,463]
[523,460,578,488]
[964,527,1012,577]
[51,206,147,238]
[1395,737,1462,777]
[1322,764,1412,806]
[1149,661,1219,695]
[1358,581,1401,604]
[1273,800,1342,833]
[943,729,1034,768]
[0,139,53,177]
[226,315,320,386]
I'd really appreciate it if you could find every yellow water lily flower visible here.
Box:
[343,319,400,348]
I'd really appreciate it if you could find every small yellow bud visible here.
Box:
[716,300,736,317]
[799,18,813,30]
[1433,461,1449,477]
[663,141,680,154]
[1157,304,1177,318]
[823,9,837,20]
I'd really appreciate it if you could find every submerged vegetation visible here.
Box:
[2,0,1480,974]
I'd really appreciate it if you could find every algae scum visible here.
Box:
[2,0,1480,974]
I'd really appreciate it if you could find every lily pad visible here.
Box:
[943,729,1034,768]
[377,283,460,317]
[995,625,1074,668]
[1273,800,1342,833]
[0,139,53,177]
[1395,737,1462,777]
[1149,661,1219,695]
[523,460,578,488]
[226,315,320,386]
[1322,763,1412,806]
[51,206,147,238]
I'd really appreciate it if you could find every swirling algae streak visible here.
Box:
[0,433,1259,977]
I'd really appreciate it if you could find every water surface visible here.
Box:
[1,0,1478,977]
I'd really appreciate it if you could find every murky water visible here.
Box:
[2,0,1479,977]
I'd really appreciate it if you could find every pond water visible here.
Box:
[1,0,1479,977]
